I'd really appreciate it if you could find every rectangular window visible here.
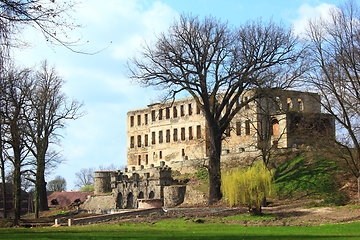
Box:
[159,151,162,159]
[137,115,141,126]
[137,155,141,165]
[145,114,148,125]
[245,120,251,135]
[159,130,163,143]
[166,107,170,119]
[225,126,230,137]
[173,129,178,142]
[236,122,241,136]
[182,149,185,157]
[173,106,178,118]
[188,103,193,115]
[151,110,156,121]
[196,125,201,139]
[144,134,148,147]
[151,132,156,144]
[180,105,185,116]
[189,126,193,140]
[166,129,170,143]
[181,127,185,141]
[145,154,148,165]
[130,136,134,148]
[159,109,163,120]
[244,96,250,109]
[130,116,134,127]
[137,135,141,147]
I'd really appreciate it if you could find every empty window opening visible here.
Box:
[151,110,156,121]
[144,114,148,125]
[287,98,293,110]
[130,136,134,148]
[196,104,201,114]
[144,134,148,147]
[245,120,251,135]
[236,122,241,136]
[159,151,162,159]
[145,154,148,165]
[166,129,170,143]
[276,96,282,111]
[166,107,170,119]
[173,106,178,118]
[180,105,185,116]
[137,135,141,147]
[137,155,141,165]
[182,148,185,156]
[188,103,193,115]
[151,132,156,144]
[271,118,279,136]
[298,98,304,111]
[149,191,155,199]
[225,126,231,137]
[244,96,250,109]
[126,192,133,209]
[159,131,163,143]
[181,127,185,140]
[138,192,144,199]
[137,115,141,126]
[173,129,178,142]
[189,126,193,140]
[196,125,202,139]
[130,116,134,127]
[159,109,163,120]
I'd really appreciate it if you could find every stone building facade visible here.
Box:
[82,162,186,213]
[82,89,335,212]
[127,89,335,172]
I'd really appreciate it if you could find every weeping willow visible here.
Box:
[221,161,276,213]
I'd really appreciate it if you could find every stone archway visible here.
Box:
[126,192,134,209]
[116,193,123,209]
[138,191,144,199]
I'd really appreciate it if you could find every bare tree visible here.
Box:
[24,60,83,218]
[305,0,360,199]
[0,68,33,225]
[74,167,95,190]
[47,175,66,192]
[0,0,81,51]
[128,15,304,204]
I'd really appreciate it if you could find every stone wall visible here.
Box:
[163,185,186,208]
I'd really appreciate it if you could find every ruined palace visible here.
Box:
[127,89,335,172]
[82,89,335,212]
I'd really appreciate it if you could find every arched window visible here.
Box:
[271,118,279,136]
[149,191,155,199]
[126,192,134,209]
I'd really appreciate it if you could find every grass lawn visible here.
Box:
[1,219,360,239]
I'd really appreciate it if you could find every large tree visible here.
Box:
[305,0,360,199]
[0,68,33,225]
[128,15,304,204]
[24,60,83,218]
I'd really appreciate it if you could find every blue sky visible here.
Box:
[12,0,344,190]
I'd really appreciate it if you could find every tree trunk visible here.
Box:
[0,157,7,219]
[358,176,360,202]
[13,159,21,225]
[207,120,222,205]
[34,154,49,218]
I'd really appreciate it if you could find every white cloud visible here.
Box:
[292,3,337,36]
